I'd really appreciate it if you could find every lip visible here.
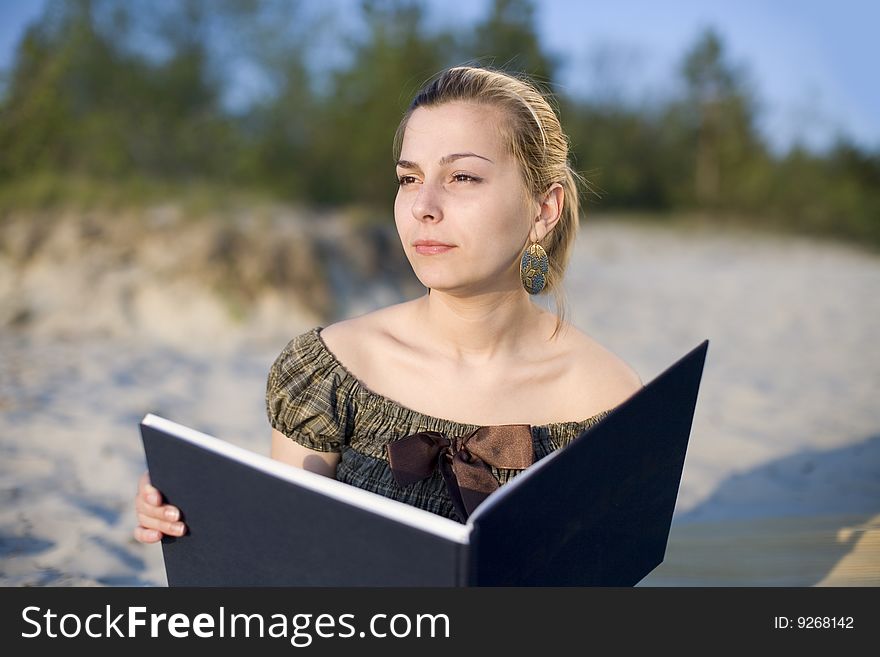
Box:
[413,240,456,255]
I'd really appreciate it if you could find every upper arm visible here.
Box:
[270,428,340,479]
[266,330,354,458]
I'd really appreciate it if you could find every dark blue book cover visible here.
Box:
[140,340,708,586]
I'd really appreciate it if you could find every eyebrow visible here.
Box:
[396,152,494,170]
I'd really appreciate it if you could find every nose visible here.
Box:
[411,181,443,223]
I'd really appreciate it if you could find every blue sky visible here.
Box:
[533,0,880,152]
[2,0,877,152]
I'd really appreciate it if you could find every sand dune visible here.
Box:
[1,215,877,586]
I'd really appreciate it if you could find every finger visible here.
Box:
[134,493,160,516]
[160,505,180,522]
[137,513,186,537]
[138,472,161,505]
[135,494,179,521]
[134,486,161,508]
[133,526,162,544]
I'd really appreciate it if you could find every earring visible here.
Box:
[520,240,549,294]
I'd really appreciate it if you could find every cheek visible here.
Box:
[393,193,412,251]
[484,194,531,245]
[393,192,406,229]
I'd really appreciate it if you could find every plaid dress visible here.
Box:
[266,327,612,523]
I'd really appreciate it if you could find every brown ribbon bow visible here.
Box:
[386,424,534,521]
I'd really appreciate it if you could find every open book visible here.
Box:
[140,339,708,586]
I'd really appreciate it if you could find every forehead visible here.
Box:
[400,102,509,161]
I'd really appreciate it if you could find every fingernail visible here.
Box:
[172,522,185,534]
[164,508,179,521]
[148,493,160,506]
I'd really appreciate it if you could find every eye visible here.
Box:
[397,175,418,186]
[452,173,481,183]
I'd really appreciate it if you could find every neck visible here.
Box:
[415,286,547,364]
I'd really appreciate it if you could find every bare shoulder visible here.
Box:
[555,325,644,412]
[317,301,413,374]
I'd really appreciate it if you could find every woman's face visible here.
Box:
[394,101,536,296]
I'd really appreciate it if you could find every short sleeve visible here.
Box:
[265,328,356,453]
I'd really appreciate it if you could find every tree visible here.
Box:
[0,0,242,182]
[306,0,452,208]
[468,0,557,85]
[679,27,765,207]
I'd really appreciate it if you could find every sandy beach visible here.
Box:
[1,214,878,586]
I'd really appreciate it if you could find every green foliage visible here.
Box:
[0,0,242,181]
[0,172,275,220]
[564,101,680,211]
[678,28,767,208]
[302,0,452,208]
[0,3,877,249]
[468,0,558,83]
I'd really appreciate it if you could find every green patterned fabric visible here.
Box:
[266,327,612,523]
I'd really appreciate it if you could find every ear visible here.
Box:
[531,183,564,242]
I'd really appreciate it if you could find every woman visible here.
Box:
[134,65,643,541]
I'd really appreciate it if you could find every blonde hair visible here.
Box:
[394,65,583,337]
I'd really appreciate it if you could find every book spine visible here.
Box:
[462,526,479,587]
[457,541,471,587]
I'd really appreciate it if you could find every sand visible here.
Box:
[1,216,877,586]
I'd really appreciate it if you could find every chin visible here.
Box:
[413,274,458,292]
[411,270,461,291]
[410,261,515,294]
[419,277,511,297]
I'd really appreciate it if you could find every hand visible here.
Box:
[133,471,187,543]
